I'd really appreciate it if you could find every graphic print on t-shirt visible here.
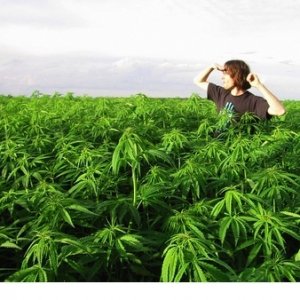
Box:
[224,102,235,117]
[217,101,236,131]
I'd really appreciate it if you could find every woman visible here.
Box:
[193,60,285,119]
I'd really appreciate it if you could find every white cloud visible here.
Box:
[0,0,300,98]
[0,0,85,28]
[0,51,199,97]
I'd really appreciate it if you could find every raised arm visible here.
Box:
[247,73,286,116]
[193,64,224,91]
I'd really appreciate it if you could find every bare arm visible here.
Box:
[247,73,286,116]
[193,64,224,91]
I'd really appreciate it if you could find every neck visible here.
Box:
[230,87,245,96]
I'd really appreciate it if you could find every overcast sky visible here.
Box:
[0,0,299,99]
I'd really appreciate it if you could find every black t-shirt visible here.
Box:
[207,83,271,119]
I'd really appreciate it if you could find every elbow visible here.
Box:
[193,77,206,86]
[277,107,286,116]
[276,104,286,116]
[193,77,200,85]
[269,106,286,116]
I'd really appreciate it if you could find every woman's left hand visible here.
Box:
[247,72,261,88]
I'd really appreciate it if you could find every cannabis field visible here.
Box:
[0,92,299,282]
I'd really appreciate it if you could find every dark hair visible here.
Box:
[224,60,251,90]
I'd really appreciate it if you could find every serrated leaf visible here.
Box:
[236,239,256,251]
[281,211,300,219]
[246,243,262,267]
[120,234,143,248]
[68,204,98,216]
[225,195,232,215]
[173,263,188,282]
[57,238,89,253]
[219,216,232,244]
[211,199,225,218]
[61,208,75,227]
[199,261,231,281]
[295,249,300,261]
[161,247,178,282]
[193,262,207,282]
[272,227,285,249]
[231,218,240,246]
[0,241,22,250]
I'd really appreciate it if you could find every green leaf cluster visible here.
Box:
[0,94,299,282]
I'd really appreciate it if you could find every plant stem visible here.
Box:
[132,167,137,206]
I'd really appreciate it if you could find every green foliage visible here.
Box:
[0,94,300,282]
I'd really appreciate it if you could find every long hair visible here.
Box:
[224,60,251,90]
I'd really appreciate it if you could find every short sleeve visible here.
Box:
[207,83,223,104]
[253,97,271,119]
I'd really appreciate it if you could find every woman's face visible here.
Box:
[221,71,235,90]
